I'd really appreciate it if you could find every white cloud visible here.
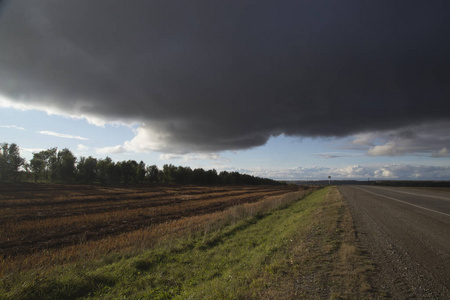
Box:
[123,125,173,153]
[315,152,351,159]
[432,147,448,158]
[158,154,185,160]
[97,122,239,156]
[95,125,167,155]
[0,94,124,127]
[20,147,45,153]
[158,153,226,163]
[0,95,32,111]
[96,145,126,155]
[367,142,405,156]
[246,164,450,181]
[372,167,395,178]
[159,153,218,161]
[343,122,450,158]
[39,130,89,141]
[351,133,375,147]
[0,125,25,130]
[77,144,89,151]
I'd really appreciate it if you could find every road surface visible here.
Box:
[339,185,450,299]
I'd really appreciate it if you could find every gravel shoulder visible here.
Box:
[339,185,450,299]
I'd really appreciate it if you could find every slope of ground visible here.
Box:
[1,187,377,299]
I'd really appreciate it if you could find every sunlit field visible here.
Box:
[0,183,307,276]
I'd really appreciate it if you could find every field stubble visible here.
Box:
[0,183,307,276]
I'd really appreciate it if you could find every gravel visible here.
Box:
[339,186,450,299]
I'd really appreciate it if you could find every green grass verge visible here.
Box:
[1,187,377,299]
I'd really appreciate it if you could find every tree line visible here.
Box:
[0,142,282,186]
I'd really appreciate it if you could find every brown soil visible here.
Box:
[0,183,303,257]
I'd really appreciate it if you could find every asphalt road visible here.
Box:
[339,185,450,299]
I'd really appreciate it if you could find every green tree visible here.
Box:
[30,148,57,181]
[162,164,177,184]
[192,168,206,185]
[108,161,121,185]
[146,165,159,183]
[218,171,231,185]
[0,143,25,181]
[120,160,138,185]
[50,148,77,182]
[136,161,146,183]
[77,156,98,184]
[60,148,77,182]
[205,169,218,185]
[97,157,114,184]
[174,166,193,185]
[30,153,45,182]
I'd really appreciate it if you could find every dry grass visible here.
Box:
[0,184,296,256]
[325,187,376,298]
[251,186,378,299]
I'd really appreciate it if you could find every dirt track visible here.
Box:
[339,186,450,299]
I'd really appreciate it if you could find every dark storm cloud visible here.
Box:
[0,0,449,153]
[343,122,450,157]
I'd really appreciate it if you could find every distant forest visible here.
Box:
[0,142,282,186]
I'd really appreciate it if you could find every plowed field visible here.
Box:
[0,183,304,258]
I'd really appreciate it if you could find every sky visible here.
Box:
[0,0,449,181]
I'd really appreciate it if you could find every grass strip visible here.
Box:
[1,187,378,299]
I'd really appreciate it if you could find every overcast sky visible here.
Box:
[1,0,449,180]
